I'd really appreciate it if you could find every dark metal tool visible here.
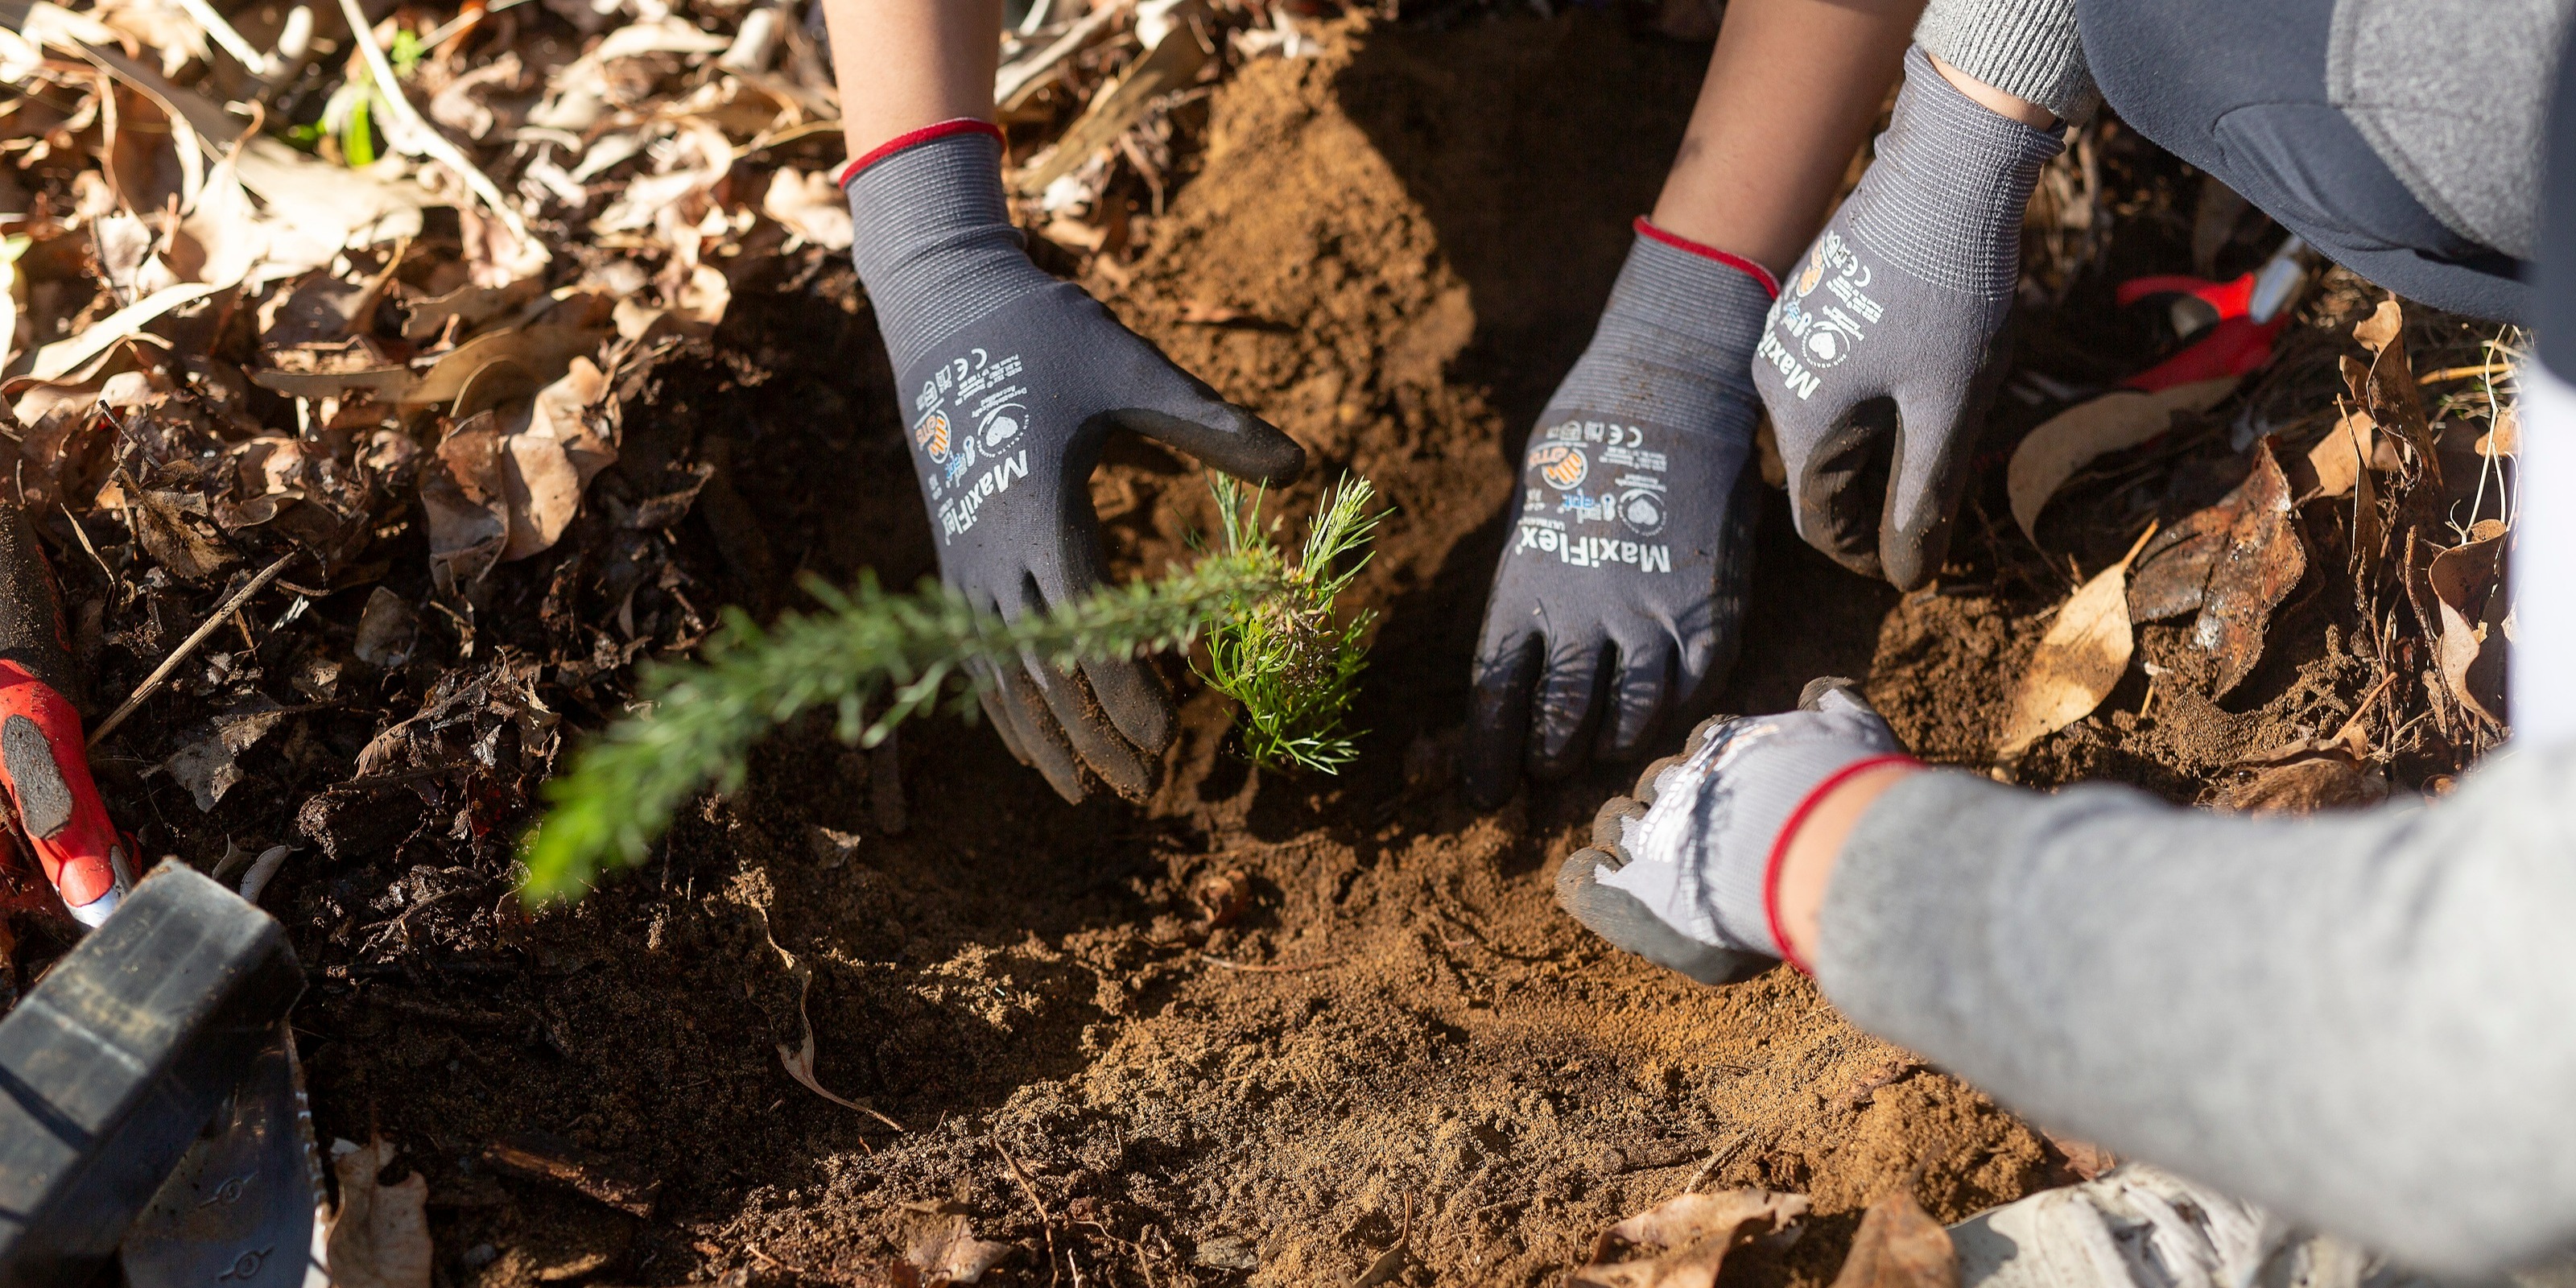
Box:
[120,1021,329,1288]
[0,862,303,1288]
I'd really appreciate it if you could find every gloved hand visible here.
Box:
[0,504,131,927]
[844,122,1305,803]
[1463,220,1773,807]
[1752,47,2062,590]
[1554,678,1915,982]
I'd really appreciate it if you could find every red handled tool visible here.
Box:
[0,504,133,927]
[2116,233,2311,392]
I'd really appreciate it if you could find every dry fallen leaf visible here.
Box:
[762,167,855,251]
[1570,1189,1810,1288]
[1997,526,2155,758]
[2428,520,2508,728]
[2006,378,2238,541]
[2350,300,2439,491]
[127,486,239,582]
[402,275,544,342]
[2128,441,2308,698]
[1017,11,1211,196]
[327,1137,431,1288]
[2303,407,2401,501]
[759,908,907,1131]
[497,357,616,560]
[353,585,419,669]
[2041,1132,2117,1182]
[419,358,615,584]
[161,696,288,811]
[2217,757,2390,814]
[421,411,512,590]
[1191,866,1252,927]
[2194,442,2307,698]
[403,324,610,408]
[2480,407,2520,460]
[1825,1190,1955,1288]
[23,280,221,382]
[903,1216,1013,1286]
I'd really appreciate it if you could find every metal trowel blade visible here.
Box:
[120,1019,330,1288]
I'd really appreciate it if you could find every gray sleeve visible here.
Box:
[2328,0,2574,260]
[1815,745,2576,1277]
[1913,0,2099,125]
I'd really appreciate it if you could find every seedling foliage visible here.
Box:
[521,474,1380,902]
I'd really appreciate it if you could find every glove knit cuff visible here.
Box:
[1550,224,1776,447]
[1842,47,2064,299]
[844,122,1054,373]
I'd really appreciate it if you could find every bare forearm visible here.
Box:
[1650,0,1922,274]
[826,0,1000,163]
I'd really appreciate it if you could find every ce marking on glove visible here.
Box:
[913,346,1036,543]
[1761,231,1884,398]
[1520,418,1678,564]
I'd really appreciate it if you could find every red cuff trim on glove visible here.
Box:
[1761,753,1919,976]
[1633,217,1782,299]
[837,119,1007,188]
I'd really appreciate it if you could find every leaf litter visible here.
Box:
[1571,1189,1810,1288]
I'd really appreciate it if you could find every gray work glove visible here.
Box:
[1555,678,1914,982]
[845,122,1306,803]
[1464,221,1773,807]
[1752,47,2062,590]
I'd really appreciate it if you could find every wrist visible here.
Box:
[1631,217,1781,299]
[1928,52,2058,130]
[1765,759,1922,971]
[836,118,1002,189]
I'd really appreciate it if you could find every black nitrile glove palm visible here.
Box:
[1464,221,1773,807]
[1752,47,2062,590]
[846,122,1305,803]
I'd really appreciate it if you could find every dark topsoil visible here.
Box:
[31,10,2509,1288]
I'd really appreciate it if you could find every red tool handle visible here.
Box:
[2116,271,2260,319]
[2119,314,2293,392]
[0,505,130,926]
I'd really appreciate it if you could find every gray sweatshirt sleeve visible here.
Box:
[1816,745,2576,1277]
[1913,0,2099,124]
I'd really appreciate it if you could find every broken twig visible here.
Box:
[89,551,299,749]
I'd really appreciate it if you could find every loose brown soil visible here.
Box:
[104,10,2495,1288]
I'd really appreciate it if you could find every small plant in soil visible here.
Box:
[520,474,1381,902]
[1197,474,1381,774]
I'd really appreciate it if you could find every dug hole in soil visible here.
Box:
[283,12,2454,1286]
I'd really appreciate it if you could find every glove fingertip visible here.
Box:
[1589,797,1645,853]
[1554,847,1615,915]
[1115,406,1307,489]
[1463,634,1543,808]
[1797,675,1873,715]
[1083,657,1178,758]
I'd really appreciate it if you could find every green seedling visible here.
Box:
[520,473,1381,904]
[1197,473,1380,774]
